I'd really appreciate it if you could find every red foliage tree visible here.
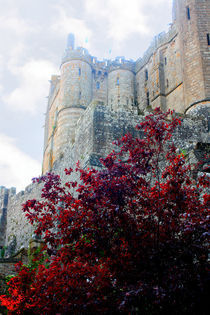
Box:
[1,109,209,314]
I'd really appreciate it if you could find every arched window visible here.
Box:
[96,82,100,89]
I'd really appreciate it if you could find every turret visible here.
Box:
[108,58,135,111]
[43,36,93,171]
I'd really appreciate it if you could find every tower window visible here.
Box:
[146,92,150,106]
[78,68,81,76]
[96,81,100,89]
[186,6,190,20]
[145,69,148,81]
[164,57,167,65]
[166,79,169,88]
[116,77,120,85]
[207,34,210,46]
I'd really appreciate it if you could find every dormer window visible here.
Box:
[186,6,190,20]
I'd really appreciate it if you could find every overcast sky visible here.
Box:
[0,0,172,192]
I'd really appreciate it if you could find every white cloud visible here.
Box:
[3,59,57,114]
[0,12,33,36]
[0,54,4,80]
[0,133,41,192]
[85,0,150,42]
[51,5,92,50]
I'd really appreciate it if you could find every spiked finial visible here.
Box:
[67,33,75,50]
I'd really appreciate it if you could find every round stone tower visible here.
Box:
[53,36,93,161]
[108,58,135,111]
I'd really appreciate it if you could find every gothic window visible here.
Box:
[186,6,190,20]
[116,77,120,85]
[207,34,210,46]
[96,82,100,89]
[146,92,150,106]
[78,68,81,76]
[145,69,148,81]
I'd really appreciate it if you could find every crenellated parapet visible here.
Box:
[108,57,135,73]
[61,47,93,67]
[135,24,177,73]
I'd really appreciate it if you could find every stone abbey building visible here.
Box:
[0,0,209,257]
[43,0,210,173]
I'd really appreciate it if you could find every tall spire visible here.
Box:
[67,33,75,50]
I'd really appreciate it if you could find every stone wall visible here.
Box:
[3,104,209,255]
[5,183,43,253]
[1,0,210,258]
[0,249,28,295]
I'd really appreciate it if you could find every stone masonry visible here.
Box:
[0,0,209,256]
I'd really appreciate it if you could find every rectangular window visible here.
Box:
[96,82,100,89]
[116,77,120,85]
[186,6,190,20]
[207,34,210,46]
[78,68,81,76]
[145,70,148,81]
[146,92,150,106]
[164,57,167,65]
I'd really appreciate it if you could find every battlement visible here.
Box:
[135,24,177,72]
[61,46,93,66]
[108,57,135,73]
[62,46,136,74]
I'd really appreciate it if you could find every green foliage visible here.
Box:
[0,247,6,259]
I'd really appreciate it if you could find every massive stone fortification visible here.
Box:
[0,0,209,256]
[42,0,210,174]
